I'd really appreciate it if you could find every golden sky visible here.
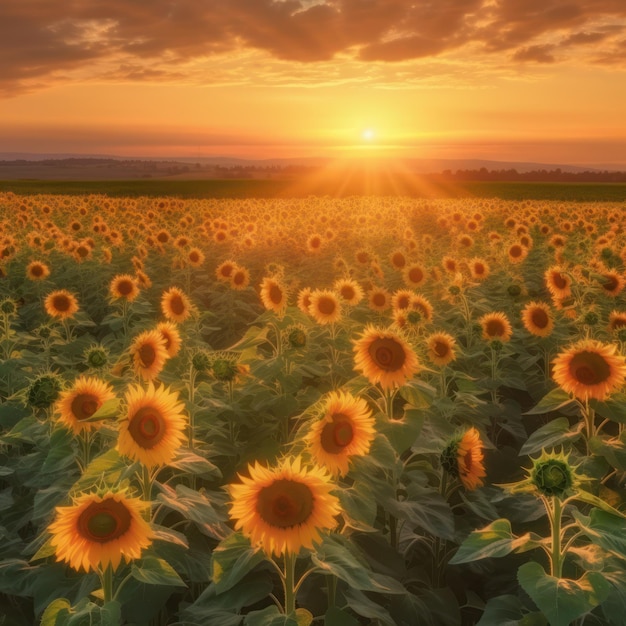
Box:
[1,0,625,166]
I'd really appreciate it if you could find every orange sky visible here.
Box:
[1,0,625,167]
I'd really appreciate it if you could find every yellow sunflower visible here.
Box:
[441,428,486,491]
[479,312,513,342]
[367,288,391,313]
[161,286,193,323]
[187,247,205,268]
[156,321,182,359]
[391,289,414,312]
[425,332,457,366]
[260,276,288,315]
[48,490,152,572]
[507,243,528,264]
[306,391,375,476]
[55,375,115,435]
[228,456,341,557]
[26,260,50,281]
[129,329,169,381]
[297,287,313,315]
[403,263,427,288]
[308,290,342,325]
[545,266,572,299]
[408,294,434,323]
[333,278,364,306]
[117,382,187,468]
[552,339,626,401]
[353,325,420,390]
[44,289,80,320]
[608,310,626,332]
[598,270,625,297]
[215,260,237,282]
[229,266,250,290]
[109,274,140,302]
[468,258,490,281]
[521,302,554,337]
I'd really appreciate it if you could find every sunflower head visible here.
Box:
[1,298,17,315]
[84,345,110,369]
[28,373,63,409]
[284,324,308,350]
[55,375,115,435]
[191,350,212,373]
[441,427,486,491]
[530,451,575,499]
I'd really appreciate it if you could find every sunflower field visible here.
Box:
[2,192,626,626]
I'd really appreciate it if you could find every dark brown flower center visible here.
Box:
[138,342,157,368]
[510,245,523,258]
[169,294,185,315]
[433,340,449,358]
[368,337,406,371]
[340,286,355,300]
[396,295,410,309]
[317,296,336,316]
[256,479,314,528]
[320,413,354,453]
[117,279,134,296]
[485,319,505,337]
[408,267,423,283]
[31,264,44,277]
[220,264,234,277]
[233,271,245,285]
[372,293,386,307]
[531,308,549,329]
[569,351,611,386]
[474,263,485,275]
[392,252,406,268]
[269,284,283,305]
[602,274,619,292]
[78,498,132,543]
[128,406,166,448]
[71,393,101,421]
[551,272,568,289]
[53,294,71,312]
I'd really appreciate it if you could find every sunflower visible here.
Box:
[507,243,528,264]
[306,391,375,476]
[26,260,50,281]
[353,325,420,390]
[521,301,554,337]
[333,278,364,306]
[441,428,486,491]
[468,258,490,281]
[598,270,625,297]
[117,382,187,468]
[129,329,169,381]
[425,332,457,366]
[161,286,193,323]
[44,289,79,320]
[156,321,182,358]
[109,274,140,302]
[230,266,250,290]
[479,312,513,342]
[48,490,152,572]
[403,263,427,288]
[609,310,626,332]
[306,234,323,253]
[215,260,237,282]
[552,339,626,401]
[389,250,407,270]
[391,289,414,311]
[545,266,572,299]
[55,375,115,435]
[308,290,342,325]
[187,247,205,268]
[297,287,313,315]
[260,276,288,315]
[228,457,340,557]
[367,288,391,312]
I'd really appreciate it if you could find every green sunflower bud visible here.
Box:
[28,374,63,409]
[407,311,422,325]
[288,327,307,349]
[0,298,17,315]
[191,351,212,373]
[36,325,52,339]
[531,455,574,499]
[84,345,109,369]
[507,284,521,297]
[448,285,461,296]
[212,358,238,382]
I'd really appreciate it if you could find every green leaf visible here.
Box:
[211,532,266,594]
[131,556,186,587]
[71,448,129,493]
[517,561,611,626]
[577,508,626,557]
[84,397,120,422]
[525,388,576,415]
[475,594,523,626]
[450,519,540,565]
[311,535,406,595]
[589,435,626,471]
[590,395,626,424]
[325,607,359,626]
[169,449,222,477]
[41,598,71,626]
[519,417,582,456]
[382,408,425,455]
[573,490,626,518]
[244,605,298,626]
[30,536,56,563]
[337,482,377,531]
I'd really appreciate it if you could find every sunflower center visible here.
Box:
[602,275,619,292]
[408,267,423,283]
[78,499,132,543]
[129,407,166,448]
[53,295,70,311]
[118,280,133,295]
[433,341,449,357]
[372,293,386,307]
[71,393,101,421]
[139,343,157,367]
[368,337,406,371]
[317,297,336,316]
[320,413,354,453]
[220,264,234,278]
[160,332,172,350]
[531,308,549,329]
[269,284,283,305]
[257,479,314,528]
[552,273,568,289]
[31,265,44,277]
[169,295,185,315]
[392,253,406,268]
[341,286,355,300]
[233,272,244,285]
[569,351,611,385]
[485,320,505,337]
[396,295,410,309]
[510,245,522,258]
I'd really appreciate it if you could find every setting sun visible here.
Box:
[362,128,375,142]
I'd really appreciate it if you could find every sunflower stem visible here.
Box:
[101,564,114,605]
[326,574,336,610]
[141,463,153,516]
[548,496,564,578]
[283,550,296,615]
[187,364,196,450]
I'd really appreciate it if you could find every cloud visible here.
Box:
[0,0,625,96]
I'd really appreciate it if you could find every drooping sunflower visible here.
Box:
[48,490,152,572]
[552,339,626,401]
[441,427,486,491]
[228,456,341,557]
[309,290,342,325]
[44,289,80,320]
[156,321,182,359]
[306,391,375,476]
[161,286,193,323]
[333,278,364,306]
[479,312,513,342]
[297,287,313,316]
[117,382,187,468]
[353,325,420,390]
[56,375,115,435]
[545,266,572,299]
[260,276,288,315]
[109,274,140,302]
[129,329,169,381]
[425,331,457,366]
[26,260,50,281]
[521,301,554,337]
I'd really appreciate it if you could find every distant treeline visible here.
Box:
[439,167,626,182]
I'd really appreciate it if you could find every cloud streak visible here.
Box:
[0,0,625,95]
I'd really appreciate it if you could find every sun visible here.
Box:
[361,128,375,142]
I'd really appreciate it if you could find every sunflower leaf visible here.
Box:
[83,397,121,422]
[131,556,186,587]
[210,532,266,594]
[40,598,71,626]
[525,388,576,415]
[519,418,582,456]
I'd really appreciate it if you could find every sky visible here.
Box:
[1,0,626,167]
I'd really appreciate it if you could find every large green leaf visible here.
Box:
[41,598,71,626]
[577,508,626,558]
[169,449,222,477]
[517,561,611,626]
[590,395,626,424]
[519,418,582,456]
[450,519,540,565]
[325,607,359,626]
[130,555,186,587]
[524,389,576,416]
[211,532,266,594]
[244,606,298,626]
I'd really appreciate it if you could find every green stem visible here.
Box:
[101,564,114,604]
[141,464,153,518]
[284,551,296,615]
[550,496,564,578]
[326,574,336,610]
[187,365,196,450]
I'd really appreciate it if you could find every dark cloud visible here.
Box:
[0,0,625,95]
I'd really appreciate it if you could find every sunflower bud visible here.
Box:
[583,312,599,326]
[507,284,521,297]
[0,298,17,315]
[84,345,109,369]
[490,339,504,352]
[530,454,575,499]
[212,358,238,382]
[191,351,212,373]
[407,311,422,325]
[448,285,461,296]
[28,373,63,409]
[36,325,52,339]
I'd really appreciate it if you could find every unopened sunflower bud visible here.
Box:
[531,455,574,499]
